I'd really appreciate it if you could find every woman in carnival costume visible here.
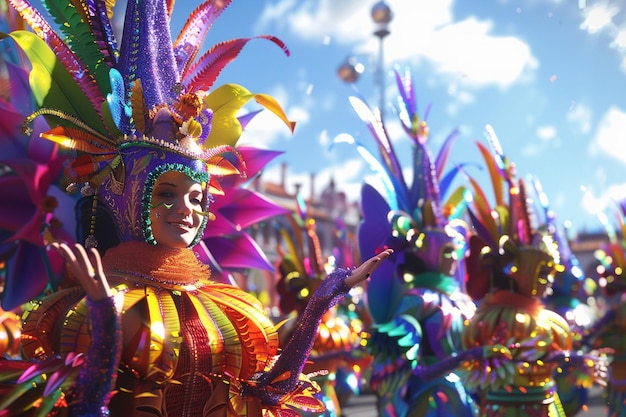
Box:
[0,0,393,415]
[274,198,369,417]
[336,68,478,417]
[416,125,606,417]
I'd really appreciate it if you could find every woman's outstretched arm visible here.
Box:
[50,242,122,417]
[244,249,393,404]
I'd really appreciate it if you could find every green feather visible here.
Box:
[42,0,112,95]
[34,388,64,417]
[2,30,107,135]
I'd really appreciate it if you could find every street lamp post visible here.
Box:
[337,2,393,121]
[371,1,393,122]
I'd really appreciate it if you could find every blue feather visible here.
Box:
[106,68,131,131]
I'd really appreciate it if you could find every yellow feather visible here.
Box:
[130,80,146,134]
[203,84,294,147]
[476,141,504,207]
[253,93,296,133]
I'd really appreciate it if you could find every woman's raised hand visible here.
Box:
[345,249,393,288]
[50,242,113,301]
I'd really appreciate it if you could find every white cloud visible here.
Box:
[608,183,626,202]
[567,102,593,135]
[581,185,607,217]
[318,129,331,148]
[536,125,557,141]
[613,29,626,49]
[521,143,541,157]
[580,183,626,227]
[257,0,373,44]
[398,17,537,89]
[238,104,309,149]
[263,0,536,89]
[591,107,626,163]
[580,3,619,34]
[578,2,626,72]
[445,88,475,115]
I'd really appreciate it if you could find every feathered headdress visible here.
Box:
[335,68,470,323]
[465,125,561,300]
[4,0,294,248]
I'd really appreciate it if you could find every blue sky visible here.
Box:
[87,1,626,234]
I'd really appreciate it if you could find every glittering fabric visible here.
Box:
[103,240,211,288]
[104,246,281,416]
[69,296,122,417]
[245,268,352,404]
[461,291,572,417]
[119,0,179,109]
[165,295,216,416]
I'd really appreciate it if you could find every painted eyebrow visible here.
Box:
[155,182,177,188]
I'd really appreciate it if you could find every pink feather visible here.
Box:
[173,0,232,76]
[183,36,290,92]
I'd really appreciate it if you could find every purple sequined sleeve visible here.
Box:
[245,267,352,404]
[69,296,122,417]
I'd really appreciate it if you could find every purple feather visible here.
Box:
[43,364,77,397]
[16,362,47,385]
[349,95,404,181]
[358,183,392,260]
[237,109,263,131]
[1,244,50,311]
[204,234,273,271]
[237,146,283,179]
[466,209,498,250]
[394,67,416,124]
[5,61,32,115]
[365,260,401,323]
[434,128,460,180]
[87,0,119,66]
[421,144,444,225]
[357,183,405,323]
[173,0,231,76]
[212,188,289,231]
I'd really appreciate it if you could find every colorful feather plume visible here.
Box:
[5,0,295,180]
[464,125,562,301]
